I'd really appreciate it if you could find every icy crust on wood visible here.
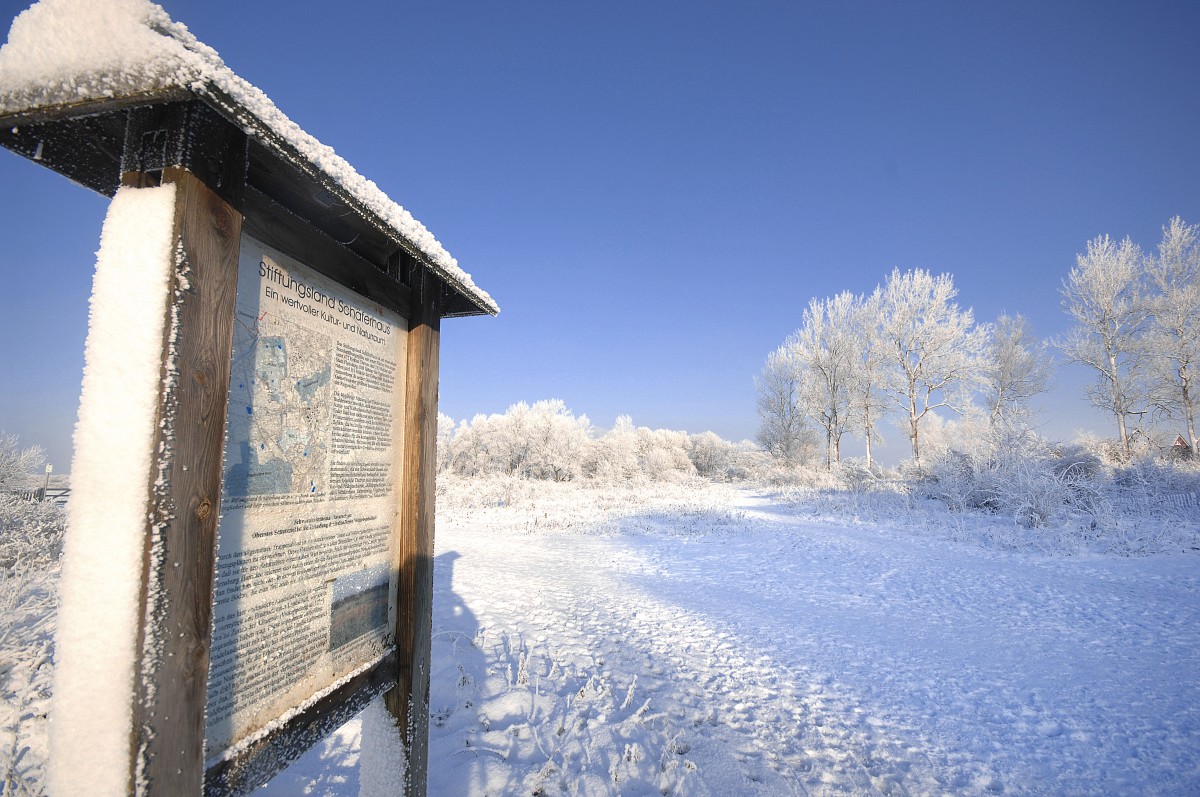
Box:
[48,183,178,797]
[0,0,498,316]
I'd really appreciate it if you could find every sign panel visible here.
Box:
[205,235,407,758]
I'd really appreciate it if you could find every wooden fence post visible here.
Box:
[387,266,442,796]
[127,164,242,795]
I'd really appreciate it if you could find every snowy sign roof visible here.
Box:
[0,0,497,317]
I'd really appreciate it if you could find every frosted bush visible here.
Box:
[0,435,64,573]
[1073,432,1137,466]
[998,461,1077,529]
[928,445,1108,530]
[897,458,930,484]
[930,450,980,512]
[0,498,62,797]
[922,421,1104,527]
[833,459,877,493]
[1096,459,1200,534]
[763,460,917,523]
[437,473,535,516]
[0,498,64,573]
[582,417,699,484]
[1,561,57,797]
[439,401,751,487]
[446,400,594,481]
[685,432,733,479]
[1047,443,1104,481]
[742,458,804,490]
[0,436,63,795]
[0,434,44,493]
[1112,458,1200,493]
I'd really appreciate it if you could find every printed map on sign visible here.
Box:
[223,312,332,498]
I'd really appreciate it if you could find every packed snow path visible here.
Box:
[262,487,1200,795]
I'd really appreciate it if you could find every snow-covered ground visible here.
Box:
[259,480,1200,796]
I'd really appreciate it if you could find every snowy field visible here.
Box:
[256,478,1200,796]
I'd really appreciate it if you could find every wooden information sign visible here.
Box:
[203,236,411,793]
[0,6,496,796]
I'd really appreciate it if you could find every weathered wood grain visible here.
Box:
[386,266,442,797]
[129,166,241,796]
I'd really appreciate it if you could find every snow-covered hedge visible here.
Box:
[921,426,1200,526]
[439,401,764,485]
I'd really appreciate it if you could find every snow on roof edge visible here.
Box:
[195,80,499,317]
[0,0,498,316]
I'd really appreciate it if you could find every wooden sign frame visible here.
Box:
[0,94,482,796]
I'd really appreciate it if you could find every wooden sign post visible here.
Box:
[0,7,495,796]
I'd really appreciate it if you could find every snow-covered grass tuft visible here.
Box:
[756,452,1200,557]
[0,498,63,574]
[437,473,745,538]
[0,435,62,796]
[0,498,62,797]
[438,450,1200,558]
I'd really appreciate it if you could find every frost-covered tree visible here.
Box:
[791,293,859,468]
[1059,234,1151,460]
[686,432,727,477]
[1144,217,1200,452]
[585,414,640,482]
[636,427,696,480]
[436,412,456,473]
[685,431,744,480]
[444,401,592,481]
[0,433,44,492]
[754,344,812,464]
[1,433,64,573]
[682,433,764,481]
[983,314,1054,428]
[441,402,730,485]
[523,399,593,481]
[849,287,890,470]
[879,268,988,466]
[446,414,490,477]
[582,417,697,483]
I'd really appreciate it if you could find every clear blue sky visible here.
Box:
[2,0,1199,469]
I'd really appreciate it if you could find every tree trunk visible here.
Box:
[1189,411,1198,457]
[1182,368,1198,454]
[909,389,921,466]
[912,421,921,466]
[1106,349,1132,460]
